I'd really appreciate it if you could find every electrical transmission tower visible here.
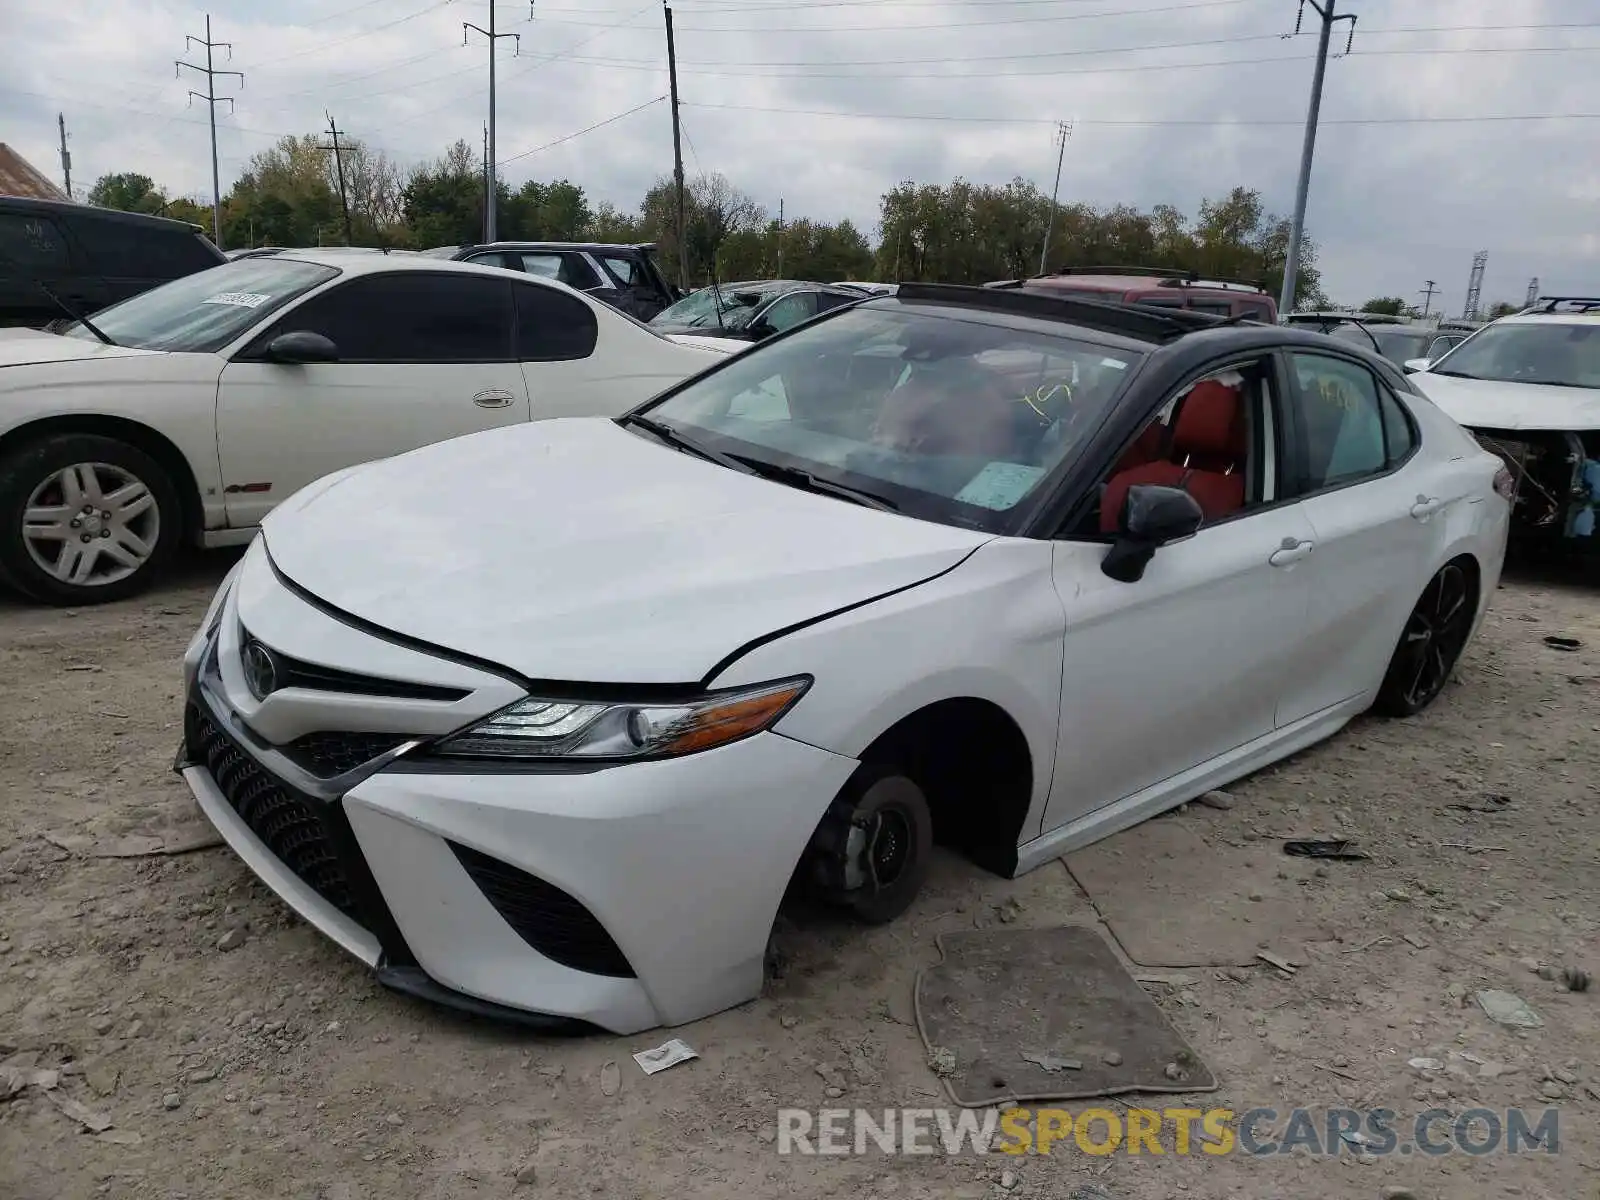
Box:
[1525,277,1540,307]
[1038,120,1075,276]
[463,2,525,243]
[176,15,242,249]
[1462,251,1487,321]
[1418,280,1437,319]
[1278,0,1357,317]
[318,112,354,247]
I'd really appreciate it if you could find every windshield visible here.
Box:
[1332,325,1431,363]
[1429,322,1600,388]
[652,282,785,329]
[416,245,464,258]
[638,303,1143,532]
[62,258,340,352]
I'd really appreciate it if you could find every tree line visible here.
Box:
[88,130,1337,306]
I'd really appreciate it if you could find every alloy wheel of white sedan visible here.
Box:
[176,284,1513,1035]
[24,461,160,586]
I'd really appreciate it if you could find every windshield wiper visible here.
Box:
[619,414,757,474]
[728,455,900,512]
[38,283,116,346]
[0,248,117,345]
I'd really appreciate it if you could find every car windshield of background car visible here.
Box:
[1429,322,1600,389]
[651,283,771,329]
[61,258,340,353]
[644,305,1142,531]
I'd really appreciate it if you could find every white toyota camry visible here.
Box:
[0,252,729,605]
[180,285,1510,1034]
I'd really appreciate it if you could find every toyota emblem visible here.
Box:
[241,638,279,700]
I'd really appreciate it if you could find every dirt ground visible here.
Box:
[1,549,1596,1200]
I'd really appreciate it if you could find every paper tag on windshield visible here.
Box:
[203,291,270,309]
[956,462,1046,510]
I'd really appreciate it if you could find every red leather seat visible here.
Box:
[1111,420,1165,474]
[1100,380,1247,533]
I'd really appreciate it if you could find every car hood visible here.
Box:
[663,332,743,354]
[0,327,163,367]
[1410,371,1600,432]
[262,418,991,683]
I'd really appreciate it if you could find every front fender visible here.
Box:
[707,537,1066,833]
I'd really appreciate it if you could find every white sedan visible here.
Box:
[0,252,729,605]
[180,285,1510,1034]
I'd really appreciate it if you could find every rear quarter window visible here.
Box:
[68,215,221,278]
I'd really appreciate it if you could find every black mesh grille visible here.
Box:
[185,703,359,920]
[282,732,411,778]
[450,842,635,978]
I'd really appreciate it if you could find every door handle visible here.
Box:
[1410,494,1443,520]
[472,389,515,409]
[1268,538,1315,568]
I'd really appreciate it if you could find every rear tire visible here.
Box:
[0,433,180,606]
[1372,561,1476,717]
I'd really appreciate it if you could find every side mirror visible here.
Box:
[747,321,778,340]
[265,330,339,364]
[1402,357,1431,374]
[1101,484,1204,583]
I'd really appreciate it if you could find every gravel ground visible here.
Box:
[1,549,1596,1200]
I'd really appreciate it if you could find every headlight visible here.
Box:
[199,561,242,637]
[432,677,811,761]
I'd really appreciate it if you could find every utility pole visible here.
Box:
[1525,277,1539,307]
[177,16,242,249]
[483,124,491,238]
[318,112,354,246]
[463,3,520,243]
[1278,0,1356,318]
[1038,120,1073,276]
[664,2,687,291]
[1418,280,1437,319]
[57,114,72,200]
[777,197,784,276]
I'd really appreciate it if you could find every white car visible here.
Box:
[179,285,1510,1034]
[0,252,726,605]
[1403,298,1600,551]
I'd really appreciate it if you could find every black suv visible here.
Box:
[420,241,682,321]
[0,197,226,328]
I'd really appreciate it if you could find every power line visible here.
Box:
[542,0,1257,32]
[531,41,1600,79]
[678,100,1600,126]
[358,1,657,136]
[176,15,244,249]
[250,0,455,70]
[495,94,667,166]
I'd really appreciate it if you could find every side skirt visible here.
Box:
[1013,695,1370,877]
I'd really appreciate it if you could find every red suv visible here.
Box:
[987,266,1278,322]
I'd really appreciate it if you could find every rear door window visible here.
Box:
[516,252,603,291]
[513,281,598,361]
[66,215,218,278]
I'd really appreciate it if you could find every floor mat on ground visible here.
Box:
[1063,813,1334,967]
[913,925,1217,1108]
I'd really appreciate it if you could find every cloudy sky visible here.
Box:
[2,0,1595,305]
